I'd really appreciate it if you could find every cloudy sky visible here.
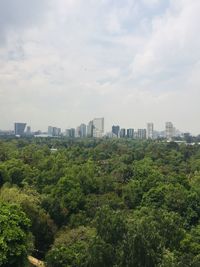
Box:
[0,0,200,133]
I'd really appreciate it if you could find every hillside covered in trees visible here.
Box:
[0,137,200,267]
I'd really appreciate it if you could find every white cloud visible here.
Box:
[0,0,200,134]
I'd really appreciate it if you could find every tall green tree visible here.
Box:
[0,201,32,267]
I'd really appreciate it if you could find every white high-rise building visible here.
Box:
[147,123,154,139]
[93,118,104,138]
[165,122,174,140]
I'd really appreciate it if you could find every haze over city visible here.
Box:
[0,0,200,134]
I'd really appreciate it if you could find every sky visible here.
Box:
[0,0,200,134]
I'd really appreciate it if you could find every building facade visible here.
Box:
[147,123,154,139]
[112,125,120,138]
[127,128,134,138]
[87,121,94,137]
[48,126,61,137]
[14,123,26,136]
[66,128,75,138]
[165,122,174,140]
[79,124,87,138]
[120,128,126,138]
[138,129,147,139]
[93,118,104,138]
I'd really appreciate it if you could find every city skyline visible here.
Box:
[0,119,194,139]
[0,118,194,136]
[0,1,200,134]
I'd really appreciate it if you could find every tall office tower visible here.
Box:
[120,128,126,138]
[76,126,81,138]
[138,129,147,139]
[48,126,53,136]
[48,126,61,136]
[55,127,61,136]
[93,118,104,138]
[66,128,75,138]
[14,123,26,136]
[112,125,120,138]
[26,126,31,135]
[127,128,134,138]
[87,121,94,137]
[165,122,174,140]
[65,129,70,138]
[147,123,154,139]
[79,124,87,138]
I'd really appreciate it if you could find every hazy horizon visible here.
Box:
[0,0,200,134]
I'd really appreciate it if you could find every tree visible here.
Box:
[0,186,56,259]
[121,208,185,267]
[46,226,95,267]
[0,201,32,267]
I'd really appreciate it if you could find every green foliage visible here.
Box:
[121,208,185,267]
[0,201,31,267]
[0,186,56,258]
[0,138,200,266]
[95,206,126,245]
[46,226,95,267]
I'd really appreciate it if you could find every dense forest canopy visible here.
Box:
[0,137,200,267]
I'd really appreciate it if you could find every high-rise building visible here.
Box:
[127,128,134,138]
[14,123,26,136]
[26,126,31,135]
[48,126,61,137]
[120,128,126,138]
[147,123,154,139]
[138,129,147,139]
[93,118,104,138]
[87,121,94,137]
[79,124,87,138]
[112,125,120,138]
[66,128,75,138]
[76,126,81,138]
[48,126,54,136]
[165,122,174,140]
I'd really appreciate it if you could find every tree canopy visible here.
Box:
[0,137,200,266]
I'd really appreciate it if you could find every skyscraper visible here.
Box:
[138,129,147,139]
[87,121,94,137]
[66,128,75,138]
[14,123,26,136]
[112,125,120,138]
[147,123,154,139]
[165,122,174,140]
[120,128,126,138]
[93,118,104,138]
[26,126,31,135]
[79,124,87,138]
[48,126,61,137]
[127,128,134,138]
